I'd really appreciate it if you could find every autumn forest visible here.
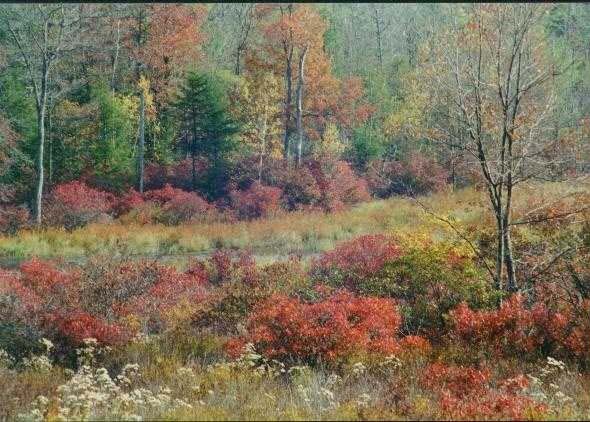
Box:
[1,3,590,421]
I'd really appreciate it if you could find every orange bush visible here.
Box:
[43,181,116,229]
[420,363,546,420]
[227,290,402,363]
[448,293,590,361]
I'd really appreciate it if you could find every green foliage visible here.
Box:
[92,84,138,191]
[0,66,37,144]
[174,71,240,199]
[374,243,499,334]
[348,122,389,169]
[0,322,43,361]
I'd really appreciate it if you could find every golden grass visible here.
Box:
[0,180,587,263]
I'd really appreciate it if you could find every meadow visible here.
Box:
[2,181,590,421]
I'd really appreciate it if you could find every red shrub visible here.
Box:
[209,250,259,285]
[421,362,491,398]
[51,312,126,345]
[420,363,546,420]
[0,258,208,348]
[398,335,432,356]
[19,258,79,294]
[114,189,145,216]
[309,160,370,212]
[227,290,402,363]
[144,184,216,224]
[0,205,29,235]
[366,153,448,198]
[274,164,323,211]
[145,184,187,205]
[448,294,590,361]
[0,269,43,319]
[144,158,208,191]
[120,265,208,332]
[229,182,283,220]
[44,181,116,229]
[311,234,402,289]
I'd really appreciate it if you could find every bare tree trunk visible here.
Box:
[283,48,293,161]
[296,46,308,167]
[372,6,383,69]
[495,214,505,290]
[34,60,49,227]
[35,105,46,226]
[111,18,121,93]
[258,112,268,183]
[48,104,52,186]
[138,89,145,193]
[235,48,241,76]
[191,114,197,191]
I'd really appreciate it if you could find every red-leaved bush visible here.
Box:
[43,181,116,229]
[311,234,402,290]
[144,184,216,225]
[309,160,371,212]
[420,362,546,420]
[0,259,128,348]
[229,182,283,220]
[226,290,402,363]
[208,250,259,285]
[366,153,448,198]
[118,264,209,332]
[448,293,590,361]
[144,158,208,191]
[0,257,213,352]
[0,205,30,235]
[50,312,125,345]
[114,189,145,216]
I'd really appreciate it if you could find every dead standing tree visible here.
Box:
[421,4,567,291]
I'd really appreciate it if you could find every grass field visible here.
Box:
[2,180,590,421]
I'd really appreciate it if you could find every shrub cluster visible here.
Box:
[234,157,371,213]
[43,181,116,229]
[420,362,546,420]
[0,205,30,235]
[226,290,432,363]
[229,182,283,220]
[311,235,496,335]
[366,153,448,197]
[448,293,590,362]
[0,257,212,357]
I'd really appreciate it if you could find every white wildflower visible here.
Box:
[351,362,366,376]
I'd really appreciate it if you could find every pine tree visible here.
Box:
[174,71,239,199]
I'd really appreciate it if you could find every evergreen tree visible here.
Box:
[174,71,239,199]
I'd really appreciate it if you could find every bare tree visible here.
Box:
[295,45,308,167]
[231,4,258,76]
[370,4,390,70]
[0,4,83,226]
[280,4,295,161]
[421,4,567,291]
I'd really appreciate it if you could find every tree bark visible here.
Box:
[138,88,145,193]
[283,47,293,160]
[295,46,308,167]
[35,104,46,226]
[495,213,505,290]
[111,17,121,93]
[34,60,49,227]
[258,112,268,183]
[191,112,197,191]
